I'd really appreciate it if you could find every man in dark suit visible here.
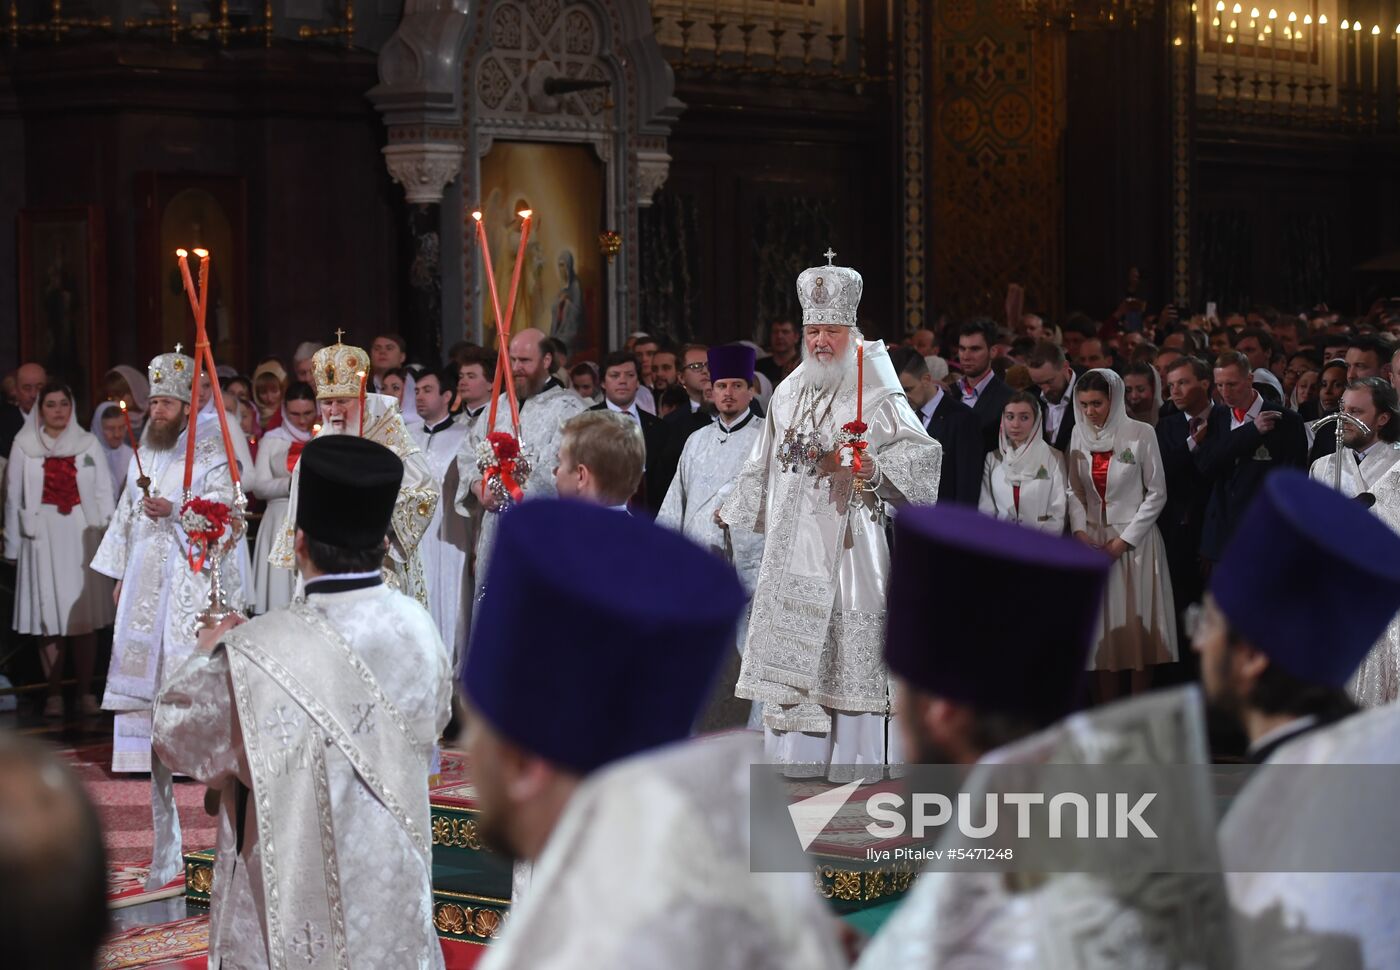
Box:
[0,362,46,459]
[591,350,672,517]
[955,318,1014,454]
[1025,340,1078,452]
[1195,351,1309,563]
[1156,356,1219,681]
[890,346,980,505]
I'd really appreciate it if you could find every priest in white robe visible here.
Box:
[410,365,473,665]
[455,328,588,605]
[717,253,941,777]
[91,349,250,887]
[657,344,766,727]
[1198,471,1400,969]
[857,504,1235,969]
[1307,377,1400,497]
[270,336,438,608]
[460,500,844,970]
[1354,461,1400,706]
[153,435,452,970]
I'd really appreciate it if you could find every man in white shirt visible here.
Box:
[412,366,474,660]
[956,318,1013,453]
[1308,377,1400,497]
[1026,340,1077,451]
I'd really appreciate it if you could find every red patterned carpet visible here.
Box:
[63,741,219,865]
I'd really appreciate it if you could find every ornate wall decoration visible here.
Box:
[457,0,681,349]
[930,0,1064,320]
[901,0,927,334]
[1170,0,1193,305]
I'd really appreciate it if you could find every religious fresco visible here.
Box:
[478,141,606,360]
[18,206,106,406]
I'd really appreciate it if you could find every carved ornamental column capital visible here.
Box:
[381,142,464,205]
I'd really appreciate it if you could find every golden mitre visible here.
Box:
[312,333,370,401]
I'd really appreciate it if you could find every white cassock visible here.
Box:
[479,733,846,970]
[1221,702,1400,970]
[5,414,116,636]
[411,414,472,666]
[90,419,251,886]
[657,412,766,725]
[1308,440,1400,498]
[271,393,438,608]
[855,686,1236,970]
[152,580,452,970]
[455,381,588,604]
[247,427,307,614]
[1350,463,1400,707]
[719,341,941,778]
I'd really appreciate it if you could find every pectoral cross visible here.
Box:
[824,248,837,265]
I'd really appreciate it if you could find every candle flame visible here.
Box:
[1226,31,1235,41]
[1304,14,1312,24]
[1286,10,1295,21]
[1267,8,1276,18]
[1249,8,1259,19]
[356,370,366,379]
[1341,18,1349,28]
[1213,16,1221,26]
[517,209,533,220]
[176,248,189,258]
[471,210,483,221]
[1174,35,1183,44]
[1231,3,1241,13]
[1372,23,1380,33]
[1354,20,1362,31]
[119,400,128,412]
[1318,13,1326,23]
[193,248,209,258]
[1215,0,1224,9]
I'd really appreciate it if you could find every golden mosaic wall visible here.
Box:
[930,0,1064,321]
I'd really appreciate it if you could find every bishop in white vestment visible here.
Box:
[154,435,452,970]
[1353,461,1400,706]
[1307,380,1400,497]
[270,338,438,608]
[409,368,473,665]
[91,350,251,887]
[455,329,587,604]
[718,256,941,775]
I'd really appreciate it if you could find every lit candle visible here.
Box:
[1371,24,1379,97]
[120,400,148,492]
[357,370,368,437]
[473,209,523,440]
[183,346,204,492]
[1319,14,1328,85]
[856,335,864,424]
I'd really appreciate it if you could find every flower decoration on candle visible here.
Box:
[472,206,536,509]
[476,431,531,507]
[836,420,869,473]
[179,496,232,572]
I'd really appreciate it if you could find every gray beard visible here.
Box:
[802,340,857,394]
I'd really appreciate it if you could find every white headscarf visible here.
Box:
[105,365,149,412]
[1070,368,1130,453]
[262,397,315,446]
[90,400,133,494]
[998,396,1058,486]
[14,388,97,460]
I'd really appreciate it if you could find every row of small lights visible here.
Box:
[1167,4,1400,47]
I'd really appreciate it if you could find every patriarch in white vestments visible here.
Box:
[717,253,941,778]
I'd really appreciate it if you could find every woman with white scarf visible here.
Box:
[978,389,1067,533]
[1065,368,1177,699]
[4,383,116,716]
[247,381,317,613]
[102,364,149,432]
[90,401,134,498]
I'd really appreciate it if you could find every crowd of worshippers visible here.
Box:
[5,297,1400,716]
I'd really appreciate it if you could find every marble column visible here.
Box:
[382,142,462,365]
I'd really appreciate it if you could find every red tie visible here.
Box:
[1233,408,1247,424]
[964,380,978,398]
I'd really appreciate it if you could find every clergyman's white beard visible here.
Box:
[802,330,861,393]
